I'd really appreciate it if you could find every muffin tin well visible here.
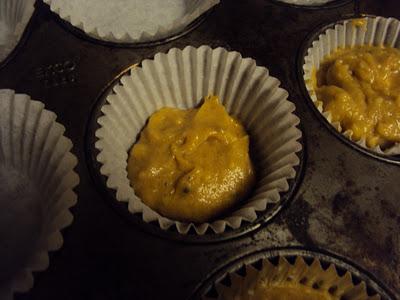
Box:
[0,0,399,299]
[297,15,400,164]
[192,248,395,299]
[0,90,79,299]
[85,60,306,242]
[39,0,215,48]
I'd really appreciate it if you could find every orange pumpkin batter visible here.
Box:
[127,95,255,223]
[314,45,400,148]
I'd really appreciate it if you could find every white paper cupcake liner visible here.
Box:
[205,254,382,299]
[95,45,302,235]
[303,16,400,155]
[0,0,35,64]
[0,89,79,299]
[43,0,219,44]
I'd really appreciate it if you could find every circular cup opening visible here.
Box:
[85,52,306,243]
[41,1,213,48]
[191,247,395,299]
[297,15,400,165]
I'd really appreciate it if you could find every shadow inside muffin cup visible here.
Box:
[94,45,303,237]
[299,15,400,163]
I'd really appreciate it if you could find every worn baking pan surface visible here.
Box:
[0,0,399,299]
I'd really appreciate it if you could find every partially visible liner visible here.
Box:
[0,90,79,299]
[204,256,381,299]
[95,45,302,235]
[43,0,219,44]
[0,0,35,63]
[303,16,400,155]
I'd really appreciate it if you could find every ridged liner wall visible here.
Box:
[0,0,35,63]
[43,0,219,43]
[95,46,302,235]
[204,256,382,299]
[0,90,79,299]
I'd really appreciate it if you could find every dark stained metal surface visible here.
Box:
[0,0,398,299]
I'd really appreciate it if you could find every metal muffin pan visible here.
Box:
[0,0,398,299]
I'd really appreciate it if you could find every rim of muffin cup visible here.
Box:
[45,8,212,49]
[88,45,304,241]
[41,0,218,47]
[191,248,395,300]
[298,15,400,164]
[268,0,352,9]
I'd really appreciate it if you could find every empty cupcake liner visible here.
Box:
[303,16,400,155]
[95,45,302,235]
[43,0,219,44]
[0,89,79,299]
[0,0,35,64]
[201,252,386,299]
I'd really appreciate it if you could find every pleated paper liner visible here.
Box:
[0,0,36,65]
[0,90,79,299]
[192,248,394,300]
[92,45,303,239]
[302,16,400,157]
[43,0,219,45]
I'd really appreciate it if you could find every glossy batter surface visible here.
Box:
[314,45,400,148]
[127,95,255,223]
